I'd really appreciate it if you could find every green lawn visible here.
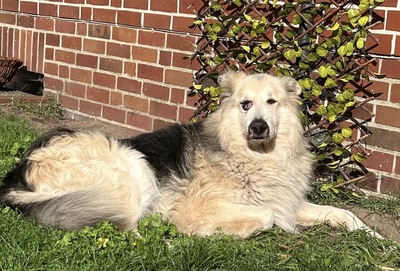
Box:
[0,113,399,271]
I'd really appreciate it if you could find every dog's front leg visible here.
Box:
[295,201,382,238]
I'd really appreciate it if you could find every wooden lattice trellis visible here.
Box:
[189,0,384,193]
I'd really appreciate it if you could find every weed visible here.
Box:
[10,96,64,119]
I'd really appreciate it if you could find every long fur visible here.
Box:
[0,71,380,238]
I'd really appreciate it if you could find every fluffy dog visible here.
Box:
[0,71,380,238]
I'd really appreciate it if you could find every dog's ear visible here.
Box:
[218,70,247,93]
[281,76,302,96]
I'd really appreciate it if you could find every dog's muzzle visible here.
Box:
[247,119,269,140]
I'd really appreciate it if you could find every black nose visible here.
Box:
[248,119,269,139]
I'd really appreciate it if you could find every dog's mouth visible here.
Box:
[246,119,270,141]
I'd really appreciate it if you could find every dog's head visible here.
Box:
[218,70,302,145]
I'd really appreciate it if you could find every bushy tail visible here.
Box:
[2,188,137,231]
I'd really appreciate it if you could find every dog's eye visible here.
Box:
[240,100,253,111]
[267,99,277,105]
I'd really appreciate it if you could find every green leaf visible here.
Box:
[345,42,354,56]
[332,133,344,144]
[327,160,341,169]
[316,46,329,57]
[318,66,328,78]
[283,49,297,61]
[241,45,251,53]
[324,78,337,88]
[342,89,354,100]
[333,148,344,156]
[338,45,347,57]
[348,9,360,20]
[358,16,370,27]
[330,21,340,31]
[312,83,322,96]
[192,84,202,90]
[341,127,353,138]
[351,153,366,162]
[244,13,253,22]
[316,105,327,116]
[292,14,302,25]
[261,40,270,49]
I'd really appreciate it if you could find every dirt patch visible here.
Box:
[1,105,399,242]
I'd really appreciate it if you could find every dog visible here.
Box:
[0,71,381,238]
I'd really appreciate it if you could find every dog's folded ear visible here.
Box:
[281,76,302,96]
[218,70,247,93]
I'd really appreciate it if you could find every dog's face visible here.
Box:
[218,71,302,144]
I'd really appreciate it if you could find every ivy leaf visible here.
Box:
[333,148,344,156]
[241,45,251,53]
[358,15,369,27]
[342,89,354,100]
[316,46,329,57]
[318,66,328,78]
[316,105,327,116]
[356,37,365,49]
[338,45,347,56]
[341,127,353,138]
[332,133,344,144]
[324,78,337,88]
[345,42,354,56]
[261,40,271,49]
[351,153,366,162]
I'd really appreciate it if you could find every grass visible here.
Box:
[10,97,64,119]
[0,112,399,271]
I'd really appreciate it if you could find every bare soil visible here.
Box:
[1,105,399,242]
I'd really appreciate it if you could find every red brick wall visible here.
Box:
[0,0,202,132]
[0,0,399,193]
[361,0,400,193]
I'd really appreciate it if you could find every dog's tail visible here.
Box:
[1,188,139,230]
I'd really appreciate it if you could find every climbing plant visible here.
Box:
[189,0,384,192]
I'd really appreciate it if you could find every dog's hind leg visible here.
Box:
[295,201,382,238]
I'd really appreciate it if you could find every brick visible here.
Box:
[45,76,64,92]
[112,27,137,43]
[137,64,163,82]
[367,127,400,152]
[87,86,110,104]
[127,112,153,131]
[59,5,80,19]
[369,80,389,101]
[55,49,75,64]
[124,95,149,112]
[70,67,92,83]
[173,51,200,70]
[386,10,400,32]
[166,34,196,51]
[124,0,149,9]
[62,36,82,50]
[55,20,76,34]
[380,59,400,80]
[165,69,193,87]
[138,30,165,47]
[117,10,142,26]
[381,0,397,7]
[20,1,38,14]
[363,150,394,173]
[111,0,122,7]
[39,2,58,16]
[153,118,173,130]
[391,84,400,103]
[81,7,92,20]
[2,0,18,11]
[87,0,109,5]
[179,0,204,14]
[117,77,141,93]
[45,48,54,60]
[178,107,195,122]
[172,16,197,33]
[80,100,102,116]
[124,62,136,77]
[396,156,400,175]
[59,64,69,78]
[76,22,87,35]
[170,87,185,104]
[17,15,35,28]
[83,39,105,54]
[366,34,392,56]
[45,62,58,76]
[99,58,123,73]
[380,176,400,195]
[143,82,170,100]
[36,17,55,31]
[107,42,131,58]
[76,53,98,68]
[375,105,400,128]
[88,24,110,40]
[132,46,158,63]
[111,91,123,105]
[65,81,86,98]
[150,100,177,120]
[65,0,85,3]
[159,50,172,66]
[93,72,116,89]
[396,36,400,56]
[59,94,79,110]
[93,8,116,23]
[0,13,16,24]
[150,0,177,13]
[103,106,126,123]
[144,13,171,29]
[46,33,60,46]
